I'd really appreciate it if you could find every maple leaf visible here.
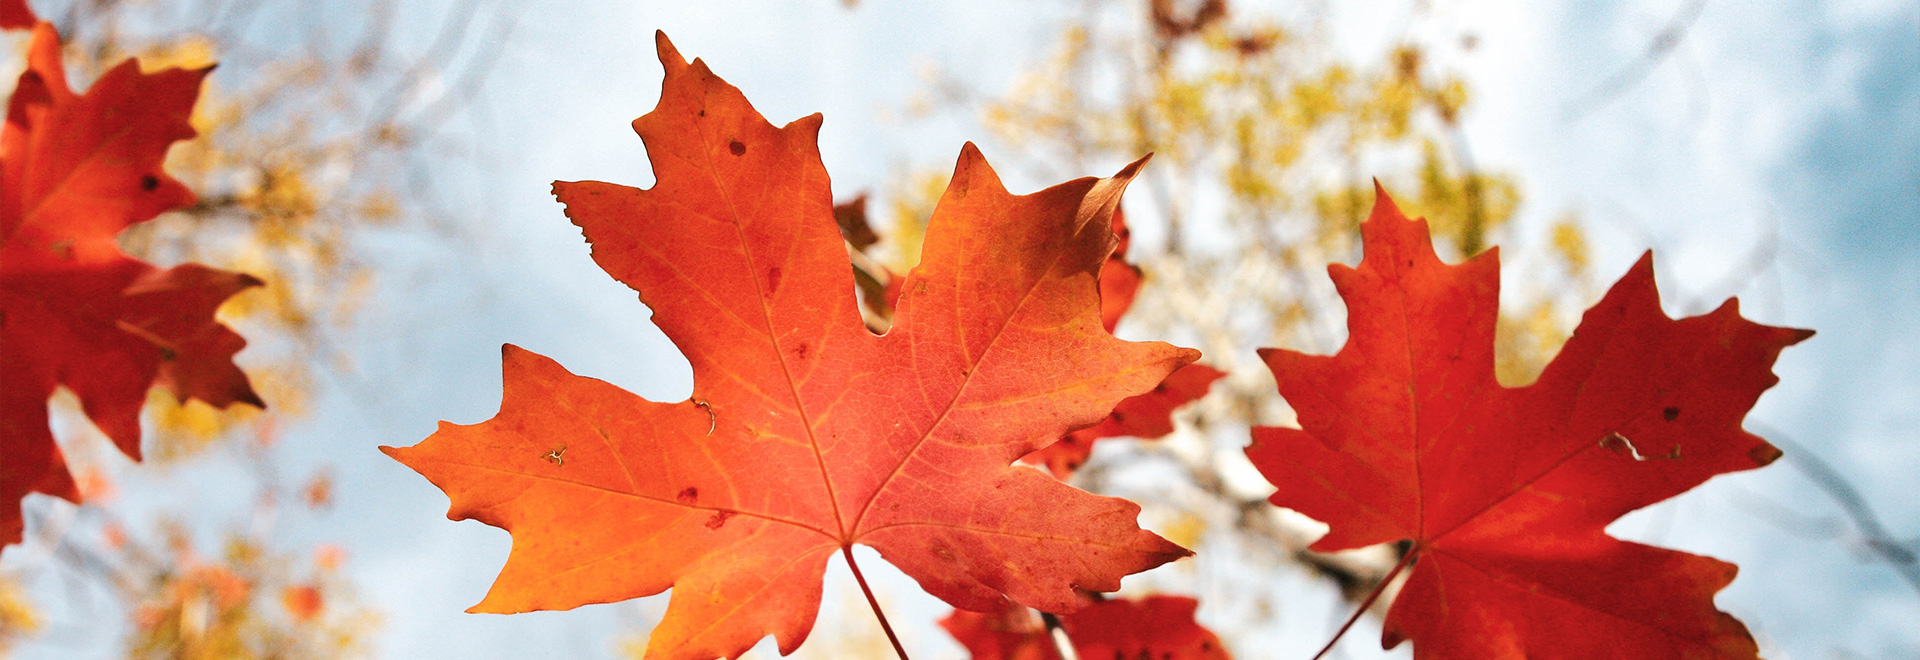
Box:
[0,24,261,548]
[1245,186,1810,659]
[381,32,1195,660]
[941,595,1230,660]
[0,0,31,30]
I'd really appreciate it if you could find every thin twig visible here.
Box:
[1563,0,1710,121]
[1752,423,1920,598]
[843,545,910,660]
[1039,611,1082,660]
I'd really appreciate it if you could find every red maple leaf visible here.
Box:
[1245,186,1810,659]
[0,24,262,548]
[381,32,1195,660]
[941,595,1230,660]
[0,0,33,30]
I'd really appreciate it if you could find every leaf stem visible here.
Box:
[842,545,910,660]
[1311,546,1418,660]
[1039,611,1081,660]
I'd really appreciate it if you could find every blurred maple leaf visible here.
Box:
[0,0,30,30]
[942,594,1230,660]
[0,22,260,549]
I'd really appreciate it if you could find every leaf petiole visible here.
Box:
[843,545,910,660]
[1311,545,1418,660]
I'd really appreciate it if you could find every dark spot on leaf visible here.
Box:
[159,347,177,361]
[697,109,706,117]
[1110,411,1127,423]
[1663,406,1680,422]
[766,266,781,293]
[705,510,735,530]
[793,343,808,360]
[676,487,698,505]
[728,140,746,156]
[140,174,159,191]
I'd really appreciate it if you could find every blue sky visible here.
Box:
[8,0,1918,658]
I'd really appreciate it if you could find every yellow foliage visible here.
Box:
[1550,214,1591,275]
[0,577,39,654]
[133,35,218,72]
[125,528,379,660]
[880,169,948,274]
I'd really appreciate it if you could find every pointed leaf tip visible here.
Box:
[1112,153,1152,182]
[958,140,984,162]
[1367,181,1407,224]
[949,142,1003,194]
[653,30,680,64]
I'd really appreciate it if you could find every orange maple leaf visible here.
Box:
[280,584,324,622]
[0,24,261,548]
[1245,186,1810,659]
[382,32,1195,660]
[941,595,1230,660]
